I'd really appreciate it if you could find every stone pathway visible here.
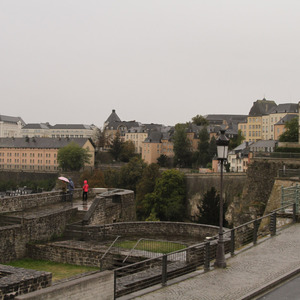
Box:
[127,223,300,300]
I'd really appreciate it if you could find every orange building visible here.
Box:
[0,137,94,172]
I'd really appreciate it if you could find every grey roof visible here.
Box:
[106,120,140,131]
[204,114,247,124]
[144,130,163,143]
[105,109,121,124]
[268,103,298,114]
[0,137,92,149]
[275,114,298,125]
[249,140,278,149]
[22,123,50,129]
[51,124,93,130]
[0,115,25,125]
[248,99,277,116]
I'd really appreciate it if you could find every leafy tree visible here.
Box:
[157,154,168,167]
[86,169,106,188]
[109,131,123,161]
[192,115,209,126]
[229,129,245,150]
[136,163,161,220]
[279,117,299,142]
[120,141,136,162]
[173,124,192,167]
[119,157,147,192]
[197,187,227,227]
[104,168,120,188]
[143,169,186,221]
[57,142,91,171]
[94,127,107,150]
[197,127,210,167]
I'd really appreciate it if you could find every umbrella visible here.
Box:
[58,176,69,183]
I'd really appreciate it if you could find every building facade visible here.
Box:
[0,115,25,138]
[0,137,95,172]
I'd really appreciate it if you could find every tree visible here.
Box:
[119,157,147,192]
[279,117,299,142]
[197,127,211,167]
[192,115,209,126]
[143,169,186,221]
[57,142,91,171]
[109,131,123,161]
[229,129,245,150]
[94,127,106,150]
[120,141,136,162]
[197,187,227,227]
[136,163,161,220]
[173,124,192,167]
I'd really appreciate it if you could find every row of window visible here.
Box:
[0,165,58,170]
[0,152,56,158]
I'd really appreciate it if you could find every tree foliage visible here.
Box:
[119,157,147,192]
[192,115,209,126]
[197,187,227,227]
[143,169,186,221]
[109,132,123,161]
[57,142,91,171]
[173,124,192,167]
[120,141,136,162]
[80,169,106,188]
[136,163,161,220]
[229,129,245,150]
[279,117,299,142]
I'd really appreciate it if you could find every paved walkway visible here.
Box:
[125,223,300,300]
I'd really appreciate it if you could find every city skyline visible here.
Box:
[1,1,300,127]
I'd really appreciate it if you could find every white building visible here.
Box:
[0,115,25,138]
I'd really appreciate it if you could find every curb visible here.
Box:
[239,266,300,300]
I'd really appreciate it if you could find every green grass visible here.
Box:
[5,258,99,282]
[115,240,186,254]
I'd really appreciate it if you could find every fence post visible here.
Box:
[204,240,210,272]
[293,202,297,223]
[162,255,167,286]
[230,229,235,256]
[270,212,277,236]
[281,186,284,213]
[296,184,299,213]
[253,220,258,245]
[113,270,117,300]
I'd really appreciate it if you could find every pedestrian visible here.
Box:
[82,180,89,202]
[68,178,75,202]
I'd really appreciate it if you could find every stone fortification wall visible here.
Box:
[69,221,219,243]
[0,189,84,213]
[0,208,77,263]
[84,189,135,225]
[15,271,113,300]
[0,265,52,300]
[185,173,246,219]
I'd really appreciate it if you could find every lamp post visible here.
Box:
[214,129,229,268]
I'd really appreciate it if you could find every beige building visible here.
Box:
[0,115,25,138]
[238,99,277,142]
[21,123,98,140]
[0,137,94,172]
[125,127,148,154]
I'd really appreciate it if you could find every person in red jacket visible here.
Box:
[82,180,89,202]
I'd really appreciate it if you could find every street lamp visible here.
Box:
[214,129,229,268]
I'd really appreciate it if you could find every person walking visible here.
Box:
[68,178,75,202]
[82,180,89,202]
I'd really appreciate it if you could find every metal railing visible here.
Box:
[100,236,121,271]
[281,185,300,212]
[254,152,300,159]
[278,169,300,178]
[114,202,297,299]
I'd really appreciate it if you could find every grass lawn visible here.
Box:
[5,258,99,282]
[115,240,186,254]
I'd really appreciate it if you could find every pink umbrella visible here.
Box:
[58,176,69,183]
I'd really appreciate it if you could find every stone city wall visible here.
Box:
[15,271,114,300]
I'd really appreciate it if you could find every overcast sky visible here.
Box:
[1,1,300,128]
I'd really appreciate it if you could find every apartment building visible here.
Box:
[0,137,95,172]
[0,115,25,138]
[261,103,298,140]
[274,114,298,140]
[125,127,148,154]
[238,99,277,142]
[20,123,98,140]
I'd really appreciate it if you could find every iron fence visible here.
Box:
[281,184,300,212]
[114,202,297,299]
[278,169,300,178]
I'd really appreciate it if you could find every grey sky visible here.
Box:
[1,1,300,128]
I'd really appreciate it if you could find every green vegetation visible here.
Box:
[279,117,299,142]
[57,142,91,171]
[0,179,56,193]
[115,240,186,254]
[5,258,98,282]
